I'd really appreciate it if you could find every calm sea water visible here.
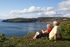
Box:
[0,21,47,36]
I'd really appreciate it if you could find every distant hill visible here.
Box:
[37,17,70,22]
[2,17,70,23]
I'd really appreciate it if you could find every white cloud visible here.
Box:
[64,14,70,17]
[44,11,56,15]
[47,7,54,11]
[10,6,44,15]
[4,0,70,19]
[58,0,70,17]
[44,7,56,15]
[58,0,70,11]
[9,6,56,18]
[28,6,41,13]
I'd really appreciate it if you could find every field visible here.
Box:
[0,20,70,47]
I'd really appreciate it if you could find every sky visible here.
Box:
[0,0,70,19]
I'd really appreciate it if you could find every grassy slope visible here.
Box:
[18,32,70,47]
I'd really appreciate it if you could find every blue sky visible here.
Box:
[0,0,70,19]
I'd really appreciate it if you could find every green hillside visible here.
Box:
[2,17,70,23]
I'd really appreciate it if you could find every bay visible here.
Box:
[0,21,47,37]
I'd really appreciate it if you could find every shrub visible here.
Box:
[60,21,70,36]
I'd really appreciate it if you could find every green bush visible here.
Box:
[60,21,70,36]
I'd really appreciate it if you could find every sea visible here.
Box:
[0,20,47,37]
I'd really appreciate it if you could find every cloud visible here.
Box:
[58,0,70,11]
[27,6,42,13]
[64,14,70,17]
[44,11,56,15]
[44,7,56,15]
[10,6,44,14]
[9,6,56,18]
[8,0,70,18]
[58,0,70,17]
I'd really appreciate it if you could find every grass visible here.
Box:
[19,32,70,47]
[0,20,70,47]
[0,32,70,47]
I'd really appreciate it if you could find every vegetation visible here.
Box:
[60,21,70,36]
[0,21,70,47]
[2,18,37,23]
[2,17,70,23]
